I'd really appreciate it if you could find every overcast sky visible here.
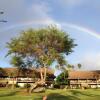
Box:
[0,0,100,71]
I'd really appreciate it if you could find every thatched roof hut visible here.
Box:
[0,67,55,79]
[68,70,100,80]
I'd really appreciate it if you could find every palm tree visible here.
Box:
[77,63,82,69]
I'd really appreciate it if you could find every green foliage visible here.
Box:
[10,56,25,68]
[6,26,76,69]
[24,83,31,88]
[15,84,20,88]
[56,71,69,85]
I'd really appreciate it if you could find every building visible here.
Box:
[68,70,100,88]
[0,67,55,87]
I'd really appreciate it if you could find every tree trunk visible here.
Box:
[44,67,47,82]
[29,79,45,93]
[29,67,46,93]
[29,82,37,94]
[40,67,43,80]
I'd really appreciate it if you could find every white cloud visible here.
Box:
[0,0,60,31]
[0,0,61,52]
[80,53,100,70]
[58,0,84,8]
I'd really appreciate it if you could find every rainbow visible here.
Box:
[62,23,100,39]
[1,22,100,39]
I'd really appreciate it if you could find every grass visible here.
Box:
[0,88,100,100]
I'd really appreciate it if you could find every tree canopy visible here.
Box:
[7,26,76,67]
[6,26,77,81]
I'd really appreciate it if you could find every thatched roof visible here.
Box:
[1,67,55,78]
[4,67,17,75]
[68,70,100,79]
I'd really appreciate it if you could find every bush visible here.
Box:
[60,85,66,89]
[53,84,60,89]
[15,84,20,88]
[24,83,31,88]
[56,71,69,85]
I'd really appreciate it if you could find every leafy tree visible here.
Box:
[6,26,76,92]
[56,71,69,85]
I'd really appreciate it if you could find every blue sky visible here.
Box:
[0,0,100,71]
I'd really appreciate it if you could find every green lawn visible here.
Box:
[0,88,100,100]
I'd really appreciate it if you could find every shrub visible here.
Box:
[53,84,60,89]
[24,83,31,88]
[56,71,69,85]
[15,84,20,88]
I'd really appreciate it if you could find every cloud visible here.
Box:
[79,53,100,70]
[0,0,61,31]
[58,0,84,8]
[0,0,26,28]
[0,0,61,59]
[58,0,100,12]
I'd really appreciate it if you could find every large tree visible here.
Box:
[6,26,76,92]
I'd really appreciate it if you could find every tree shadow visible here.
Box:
[69,89,100,97]
[46,89,100,100]
[47,93,80,100]
[0,90,19,97]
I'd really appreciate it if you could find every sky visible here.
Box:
[0,0,100,72]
